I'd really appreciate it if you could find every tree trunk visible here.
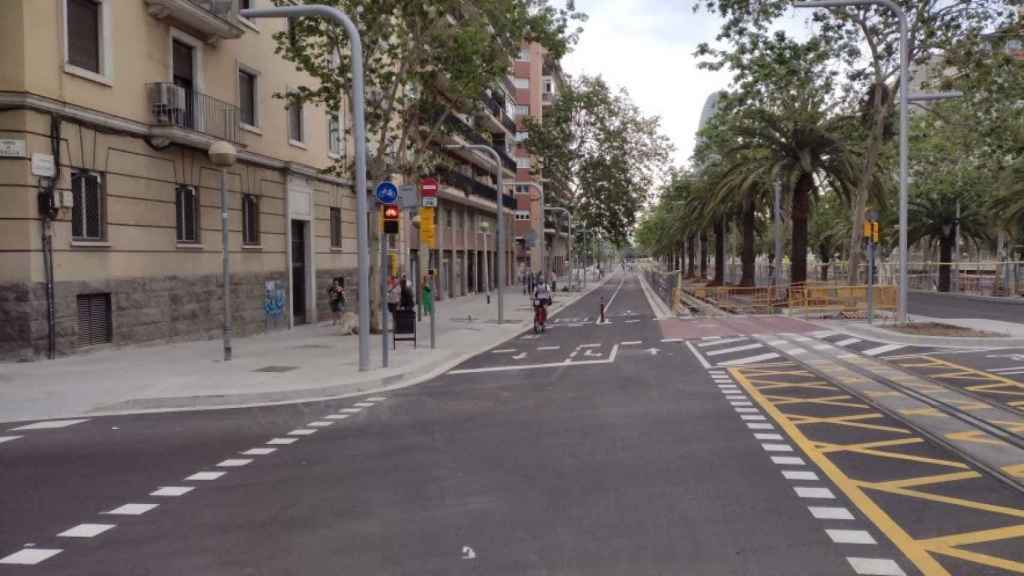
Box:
[710,218,726,286]
[699,231,709,280]
[819,250,830,282]
[848,83,892,284]
[791,173,812,285]
[740,192,756,287]
[938,236,953,292]
[686,235,696,278]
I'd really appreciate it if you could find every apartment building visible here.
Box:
[0,0,515,360]
[511,42,568,279]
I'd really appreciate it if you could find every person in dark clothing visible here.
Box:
[399,274,414,310]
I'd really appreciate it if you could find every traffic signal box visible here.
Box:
[383,204,400,235]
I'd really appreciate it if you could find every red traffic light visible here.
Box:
[383,205,400,220]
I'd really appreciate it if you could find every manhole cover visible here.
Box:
[253,365,299,373]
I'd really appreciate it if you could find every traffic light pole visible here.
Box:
[380,206,389,367]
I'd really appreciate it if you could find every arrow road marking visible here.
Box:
[462,546,476,560]
[512,353,527,360]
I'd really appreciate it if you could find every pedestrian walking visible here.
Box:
[327,277,346,325]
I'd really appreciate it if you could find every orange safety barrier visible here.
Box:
[788,284,897,317]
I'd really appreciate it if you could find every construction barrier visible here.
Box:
[683,281,898,317]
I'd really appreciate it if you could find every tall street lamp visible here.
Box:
[210,141,237,361]
[444,144,506,324]
[508,181,544,278]
[796,0,910,321]
[241,4,372,371]
[544,207,573,289]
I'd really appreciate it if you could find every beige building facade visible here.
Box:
[0,0,518,361]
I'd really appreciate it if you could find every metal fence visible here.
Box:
[148,82,240,143]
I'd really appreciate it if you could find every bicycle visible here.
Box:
[533,299,548,333]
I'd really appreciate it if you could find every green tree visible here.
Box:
[808,192,849,281]
[524,75,673,247]
[908,189,991,292]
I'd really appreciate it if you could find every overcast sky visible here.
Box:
[561,0,807,168]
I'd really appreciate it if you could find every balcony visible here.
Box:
[148,82,240,145]
[146,0,245,44]
[438,167,515,209]
[542,91,556,105]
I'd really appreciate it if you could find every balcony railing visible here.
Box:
[500,112,517,134]
[145,0,244,43]
[438,167,515,209]
[148,82,240,143]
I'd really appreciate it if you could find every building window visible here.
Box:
[330,207,342,247]
[515,131,528,143]
[77,293,112,347]
[175,185,200,243]
[242,194,259,245]
[288,95,304,144]
[446,208,453,229]
[515,210,530,221]
[238,68,258,127]
[543,78,554,94]
[71,170,104,241]
[515,104,529,117]
[516,157,531,169]
[239,0,252,9]
[514,185,530,195]
[513,78,530,90]
[516,47,529,61]
[328,110,344,158]
[68,0,102,74]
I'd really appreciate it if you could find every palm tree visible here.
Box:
[808,193,850,281]
[702,152,773,287]
[908,189,991,292]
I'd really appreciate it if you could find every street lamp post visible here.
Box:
[241,4,372,371]
[544,207,573,290]
[209,141,237,361]
[444,144,506,324]
[796,0,909,322]
[508,181,544,282]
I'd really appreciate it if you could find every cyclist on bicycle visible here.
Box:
[533,280,552,331]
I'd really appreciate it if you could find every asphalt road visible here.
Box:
[909,290,1024,323]
[2,273,979,575]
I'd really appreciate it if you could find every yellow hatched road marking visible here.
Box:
[730,367,953,576]
[867,471,981,490]
[786,412,912,434]
[857,482,1024,518]
[919,524,1024,548]
[767,394,868,409]
[945,429,1008,447]
[751,381,835,392]
[927,545,1024,574]
[812,439,967,469]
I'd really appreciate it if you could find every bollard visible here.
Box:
[600,296,606,324]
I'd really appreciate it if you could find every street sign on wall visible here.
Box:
[420,206,436,248]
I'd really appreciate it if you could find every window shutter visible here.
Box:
[68,0,101,73]
[84,174,101,239]
[77,293,112,347]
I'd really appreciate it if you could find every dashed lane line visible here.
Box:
[267,437,298,445]
[242,448,276,456]
[151,486,194,497]
[847,557,907,576]
[10,418,89,431]
[827,529,878,545]
[835,338,863,347]
[216,458,252,468]
[0,436,22,444]
[706,343,764,357]
[718,353,781,367]
[863,344,907,357]
[58,523,116,538]
[698,337,749,348]
[0,548,63,565]
[810,506,856,521]
[186,471,225,481]
[105,503,159,516]
[288,429,317,436]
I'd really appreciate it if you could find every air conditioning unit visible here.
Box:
[151,84,186,125]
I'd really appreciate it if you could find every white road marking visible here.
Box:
[698,337,749,348]
[703,336,722,340]
[809,506,855,520]
[719,353,781,366]
[751,433,782,442]
[625,319,641,323]
[794,486,835,499]
[771,456,805,465]
[462,545,477,559]
[537,346,561,351]
[811,330,837,338]
[730,402,753,407]
[354,402,374,407]
[151,486,194,497]
[267,437,298,445]
[684,341,712,369]
[827,529,877,545]
[740,414,767,421]
[288,429,317,436]
[448,345,620,375]
[782,470,819,481]
[58,522,115,537]
[992,370,1024,376]
[491,349,516,354]
[10,418,89,431]
[835,337,863,347]
[812,344,833,351]
[725,395,746,400]
[661,338,683,343]
[105,503,158,515]
[308,421,334,427]
[367,396,388,401]
[989,365,1024,373]
[735,407,759,413]
[325,414,350,420]
[790,335,813,342]
[569,351,579,358]
[0,548,62,565]
[217,458,252,467]
[782,348,808,356]
[838,353,858,359]
[0,436,22,444]
[58,523,115,538]
[863,344,906,357]
[186,471,225,481]
[579,343,601,348]
[762,443,793,452]
[242,447,277,456]
[520,334,539,340]
[583,350,604,357]
[747,423,775,430]
[847,557,906,575]
[340,408,362,413]
[603,275,627,312]
[764,339,788,346]
[620,341,642,346]
[512,353,527,360]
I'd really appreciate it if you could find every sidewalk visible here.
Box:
[811,315,1024,348]
[0,279,607,423]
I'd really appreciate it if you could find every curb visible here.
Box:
[808,320,1024,349]
[636,270,676,319]
[79,274,616,418]
[910,289,1024,306]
